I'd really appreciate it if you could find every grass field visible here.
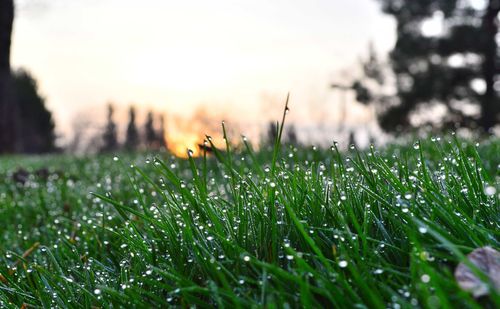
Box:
[0,117,499,307]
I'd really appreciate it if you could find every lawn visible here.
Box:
[0,123,499,307]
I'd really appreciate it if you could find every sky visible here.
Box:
[11,0,396,154]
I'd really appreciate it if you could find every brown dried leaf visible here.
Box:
[8,242,40,275]
[454,246,500,297]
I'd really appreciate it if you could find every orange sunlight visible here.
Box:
[167,132,203,158]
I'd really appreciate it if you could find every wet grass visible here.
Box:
[0,112,499,307]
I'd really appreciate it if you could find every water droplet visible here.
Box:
[484,186,496,196]
[113,156,119,161]
[421,274,430,283]
[338,260,348,268]
[286,255,294,260]
[243,255,250,262]
[413,142,420,150]
[94,289,102,295]
[418,227,428,234]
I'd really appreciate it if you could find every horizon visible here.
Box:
[11,0,395,154]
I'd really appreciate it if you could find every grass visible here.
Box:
[0,108,499,308]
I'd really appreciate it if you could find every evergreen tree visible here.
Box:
[285,124,298,145]
[101,103,118,152]
[144,111,157,149]
[373,0,500,132]
[266,121,278,146]
[348,131,356,149]
[13,69,55,153]
[125,106,139,151]
[156,114,167,149]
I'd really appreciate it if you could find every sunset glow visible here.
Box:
[168,132,204,158]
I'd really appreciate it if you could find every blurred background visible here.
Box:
[0,0,498,156]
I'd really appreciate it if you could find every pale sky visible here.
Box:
[11,0,395,153]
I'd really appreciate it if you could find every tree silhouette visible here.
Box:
[144,111,157,149]
[156,114,167,149]
[373,0,500,132]
[348,131,356,148]
[101,103,118,153]
[0,0,15,152]
[285,124,298,145]
[13,69,55,153]
[266,121,278,146]
[125,106,139,151]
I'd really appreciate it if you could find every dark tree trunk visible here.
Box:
[0,0,15,153]
[480,0,500,131]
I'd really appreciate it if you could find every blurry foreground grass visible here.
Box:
[0,125,499,307]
